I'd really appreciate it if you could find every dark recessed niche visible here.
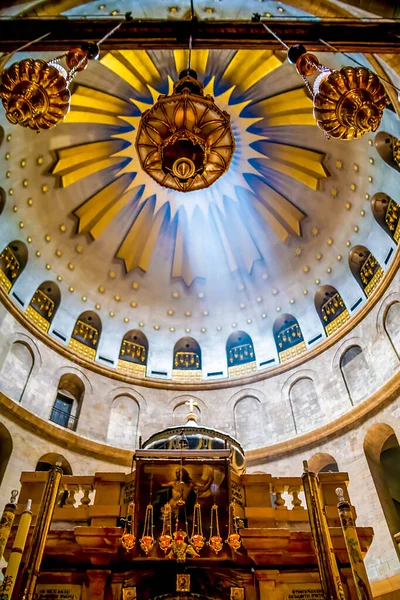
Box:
[98,355,114,365]
[0,188,5,216]
[385,248,394,265]
[350,298,363,312]
[259,358,275,367]
[52,330,67,342]
[308,333,323,345]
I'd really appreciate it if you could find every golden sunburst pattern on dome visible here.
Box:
[51,49,328,286]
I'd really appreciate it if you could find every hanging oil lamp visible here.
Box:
[140,470,155,555]
[190,500,205,553]
[286,44,388,140]
[121,501,136,551]
[208,503,223,555]
[0,16,130,132]
[226,502,241,552]
[139,503,155,555]
[159,502,173,553]
[135,21,235,192]
[0,43,98,132]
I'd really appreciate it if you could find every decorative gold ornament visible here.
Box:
[393,137,400,169]
[166,529,200,563]
[135,69,235,192]
[288,45,388,140]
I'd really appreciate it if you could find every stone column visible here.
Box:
[83,570,111,600]
[255,571,283,600]
[340,569,358,600]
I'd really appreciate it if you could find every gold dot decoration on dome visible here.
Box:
[286,44,389,140]
[135,68,235,192]
[0,18,133,132]
[50,48,329,287]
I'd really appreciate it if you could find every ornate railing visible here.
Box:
[16,471,352,529]
[49,407,77,431]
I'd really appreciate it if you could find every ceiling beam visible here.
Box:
[0,18,400,53]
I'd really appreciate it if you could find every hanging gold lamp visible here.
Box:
[121,501,136,551]
[190,501,205,552]
[226,502,241,552]
[135,68,235,192]
[208,503,223,555]
[139,503,155,555]
[0,43,99,132]
[0,14,132,132]
[287,44,388,140]
[159,503,173,553]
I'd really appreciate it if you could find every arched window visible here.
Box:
[349,245,384,298]
[0,423,12,486]
[371,192,400,244]
[172,337,202,382]
[0,187,5,216]
[375,131,400,173]
[315,285,349,336]
[68,311,102,360]
[0,240,28,294]
[289,377,323,434]
[36,453,72,475]
[308,453,339,474]
[107,395,140,449]
[364,424,400,557]
[0,341,34,402]
[226,331,256,377]
[50,374,84,431]
[234,396,263,450]
[117,330,148,377]
[340,345,371,405]
[26,280,61,333]
[384,302,400,360]
[273,314,306,363]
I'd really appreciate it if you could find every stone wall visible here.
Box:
[247,398,400,587]
[0,267,400,589]
[0,270,399,450]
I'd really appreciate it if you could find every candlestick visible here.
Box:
[0,490,18,561]
[336,488,373,600]
[0,499,32,600]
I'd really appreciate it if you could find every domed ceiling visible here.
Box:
[0,0,399,382]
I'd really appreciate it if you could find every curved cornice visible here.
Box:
[0,391,132,466]
[0,240,399,390]
[246,367,400,464]
[1,367,399,468]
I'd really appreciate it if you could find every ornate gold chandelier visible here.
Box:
[0,16,131,132]
[287,44,388,141]
[135,68,236,192]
